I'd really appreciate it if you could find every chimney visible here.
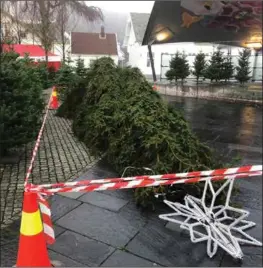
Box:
[100,26,106,39]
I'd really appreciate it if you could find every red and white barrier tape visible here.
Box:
[31,168,261,244]
[24,91,52,187]
[29,169,262,195]
[29,165,262,192]
[22,89,55,244]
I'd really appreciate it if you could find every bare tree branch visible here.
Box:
[3,0,103,62]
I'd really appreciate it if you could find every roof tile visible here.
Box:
[71,32,118,55]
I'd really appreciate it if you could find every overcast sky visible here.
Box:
[87,1,154,13]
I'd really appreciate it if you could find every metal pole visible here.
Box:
[160,53,163,82]
[0,0,3,55]
[148,44,157,82]
[252,50,259,82]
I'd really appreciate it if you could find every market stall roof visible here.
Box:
[142,1,262,48]
[3,44,61,70]
[3,44,57,57]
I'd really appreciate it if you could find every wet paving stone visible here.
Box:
[53,225,66,238]
[232,185,262,211]
[48,250,86,267]
[101,250,158,267]
[126,221,223,267]
[0,240,18,266]
[102,189,134,201]
[0,219,20,246]
[221,253,263,267]
[58,191,85,200]
[50,195,82,222]
[49,230,115,266]
[79,192,129,212]
[56,203,140,248]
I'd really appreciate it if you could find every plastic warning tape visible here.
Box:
[30,168,262,244]
[29,165,262,193]
[24,91,52,187]
[29,169,262,195]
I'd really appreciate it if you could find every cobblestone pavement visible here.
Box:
[0,90,97,228]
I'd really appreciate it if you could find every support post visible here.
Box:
[251,50,259,82]
[0,1,3,55]
[148,44,157,82]
[160,53,163,82]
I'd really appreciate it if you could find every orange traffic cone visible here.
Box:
[49,87,58,110]
[16,192,51,267]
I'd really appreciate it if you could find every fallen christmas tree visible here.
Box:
[57,57,233,209]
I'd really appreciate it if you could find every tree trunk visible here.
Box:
[0,2,3,55]
[62,41,65,62]
[45,48,48,63]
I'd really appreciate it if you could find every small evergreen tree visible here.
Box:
[235,48,251,85]
[35,61,49,89]
[222,54,234,82]
[48,65,57,85]
[166,52,190,83]
[75,57,87,78]
[55,61,77,101]
[165,69,176,83]
[0,52,44,156]
[192,52,206,83]
[204,50,225,82]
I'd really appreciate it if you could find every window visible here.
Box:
[147,52,154,67]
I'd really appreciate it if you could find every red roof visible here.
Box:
[3,44,57,57]
[71,32,118,55]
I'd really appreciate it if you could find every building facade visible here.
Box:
[123,12,262,82]
[70,27,118,67]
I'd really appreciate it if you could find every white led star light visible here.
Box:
[158,178,262,259]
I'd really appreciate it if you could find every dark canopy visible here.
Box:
[142,1,262,48]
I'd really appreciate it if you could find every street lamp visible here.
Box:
[155,27,174,42]
[147,27,174,82]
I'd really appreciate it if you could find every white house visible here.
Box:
[69,27,119,67]
[123,13,262,81]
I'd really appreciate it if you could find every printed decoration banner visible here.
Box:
[143,1,262,45]
[180,1,262,32]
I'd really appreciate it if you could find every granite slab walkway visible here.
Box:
[44,159,262,267]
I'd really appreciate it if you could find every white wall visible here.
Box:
[127,42,262,81]
[127,43,215,77]
[52,43,71,59]
[70,54,119,67]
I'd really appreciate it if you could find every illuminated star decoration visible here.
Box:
[158,178,262,259]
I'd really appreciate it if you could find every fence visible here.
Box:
[160,49,262,82]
